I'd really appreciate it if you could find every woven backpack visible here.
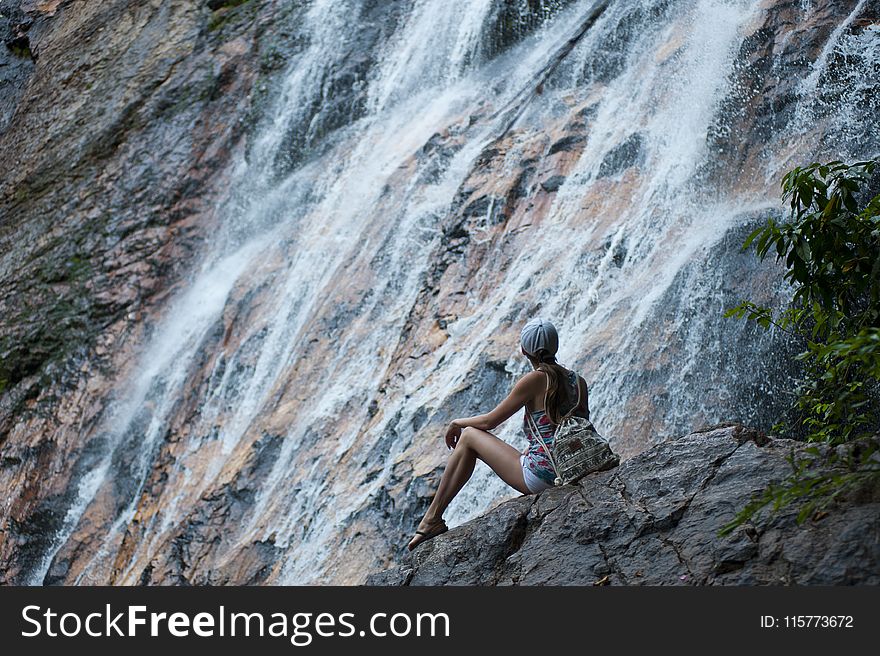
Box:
[526,371,620,486]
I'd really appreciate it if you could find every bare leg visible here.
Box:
[409,427,529,549]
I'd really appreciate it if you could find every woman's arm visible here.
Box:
[445,371,545,448]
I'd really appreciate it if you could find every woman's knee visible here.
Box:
[458,426,481,447]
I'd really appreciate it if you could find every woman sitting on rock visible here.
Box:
[407,317,591,550]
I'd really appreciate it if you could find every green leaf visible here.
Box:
[727,157,880,493]
[743,226,765,251]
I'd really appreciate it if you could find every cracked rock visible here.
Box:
[366,425,880,585]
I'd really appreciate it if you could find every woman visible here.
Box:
[407,317,590,550]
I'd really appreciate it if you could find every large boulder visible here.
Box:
[367,425,880,585]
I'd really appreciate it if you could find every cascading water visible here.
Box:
[26,0,880,584]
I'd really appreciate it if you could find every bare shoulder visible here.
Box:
[518,370,546,390]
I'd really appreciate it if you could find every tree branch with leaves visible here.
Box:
[720,159,880,536]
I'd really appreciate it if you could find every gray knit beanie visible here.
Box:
[520,317,559,359]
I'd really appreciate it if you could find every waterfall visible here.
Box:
[28,0,880,584]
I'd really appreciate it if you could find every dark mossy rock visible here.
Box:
[540,175,566,192]
[597,133,644,178]
[483,0,580,61]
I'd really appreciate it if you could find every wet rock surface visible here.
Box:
[0,0,877,586]
[367,425,880,585]
[0,0,302,584]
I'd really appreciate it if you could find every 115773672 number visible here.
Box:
[761,616,854,628]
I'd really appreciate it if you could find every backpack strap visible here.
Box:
[525,368,579,484]
[539,370,551,421]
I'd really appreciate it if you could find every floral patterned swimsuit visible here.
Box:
[522,369,590,485]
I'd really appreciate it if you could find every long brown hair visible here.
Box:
[530,349,577,425]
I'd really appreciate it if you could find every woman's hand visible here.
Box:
[521,444,529,456]
[445,421,462,450]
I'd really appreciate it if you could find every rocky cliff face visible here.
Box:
[368,425,880,585]
[0,0,298,583]
[1,0,878,585]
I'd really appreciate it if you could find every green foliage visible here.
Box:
[795,328,880,444]
[209,0,250,9]
[720,159,880,536]
[7,35,33,60]
[720,439,880,536]
[208,0,252,32]
[741,160,879,323]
